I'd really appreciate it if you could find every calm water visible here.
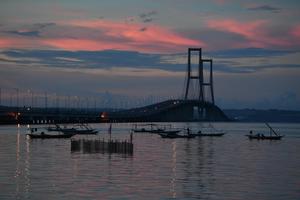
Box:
[0,122,299,200]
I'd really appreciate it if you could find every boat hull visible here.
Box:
[150,130,181,134]
[61,129,98,135]
[132,129,151,133]
[158,133,196,139]
[192,133,225,137]
[246,135,283,140]
[26,133,75,139]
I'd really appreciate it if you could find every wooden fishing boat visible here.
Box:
[191,132,225,137]
[149,129,181,134]
[46,124,73,132]
[246,123,284,140]
[194,123,226,137]
[132,128,150,133]
[246,134,283,140]
[180,127,225,137]
[61,128,98,135]
[60,123,98,135]
[132,123,160,133]
[158,132,196,139]
[132,123,180,134]
[26,132,75,139]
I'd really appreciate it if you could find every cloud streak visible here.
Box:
[206,18,291,48]
[247,4,281,13]
[0,37,39,49]
[2,22,56,38]
[5,30,40,37]
[291,25,300,40]
[63,19,204,52]
[1,17,300,53]
[1,48,300,75]
[0,19,203,53]
[139,10,157,23]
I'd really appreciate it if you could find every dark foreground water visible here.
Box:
[0,123,299,200]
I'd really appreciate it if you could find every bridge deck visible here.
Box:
[0,99,229,124]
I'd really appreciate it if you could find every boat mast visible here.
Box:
[265,123,279,136]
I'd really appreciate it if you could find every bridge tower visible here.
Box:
[184,48,215,105]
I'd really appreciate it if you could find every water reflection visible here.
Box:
[72,158,79,179]
[15,127,21,199]
[24,135,31,198]
[181,138,217,199]
[196,138,205,197]
[170,141,177,198]
[1,123,299,200]
[205,138,216,199]
[182,139,193,198]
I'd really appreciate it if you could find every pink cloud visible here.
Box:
[56,19,204,53]
[42,38,130,51]
[291,25,300,38]
[1,19,204,53]
[0,37,38,49]
[206,19,290,48]
[207,19,266,38]
[0,38,14,48]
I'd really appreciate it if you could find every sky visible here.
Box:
[0,0,300,110]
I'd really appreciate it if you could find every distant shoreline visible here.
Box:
[224,109,300,123]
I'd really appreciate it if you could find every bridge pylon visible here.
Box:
[184,48,215,105]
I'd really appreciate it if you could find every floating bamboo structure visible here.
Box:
[71,138,133,155]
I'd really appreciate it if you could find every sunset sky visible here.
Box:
[1,0,300,109]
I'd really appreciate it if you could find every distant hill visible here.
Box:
[224,109,300,123]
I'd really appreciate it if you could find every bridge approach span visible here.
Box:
[105,99,229,122]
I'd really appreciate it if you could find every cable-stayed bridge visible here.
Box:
[0,48,229,124]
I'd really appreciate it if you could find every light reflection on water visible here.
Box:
[0,122,299,200]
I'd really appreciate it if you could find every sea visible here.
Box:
[0,122,299,200]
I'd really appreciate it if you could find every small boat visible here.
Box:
[246,123,284,140]
[158,130,196,139]
[46,124,73,132]
[60,123,98,135]
[61,128,98,135]
[191,132,225,137]
[246,134,283,140]
[46,124,61,131]
[195,123,226,137]
[132,123,181,134]
[132,128,149,133]
[180,127,224,137]
[147,124,181,134]
[26,132,75,139]
[132,123,158,133]
[26,127,75,139]
[158,133,195,139]
[149,129,181,134]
